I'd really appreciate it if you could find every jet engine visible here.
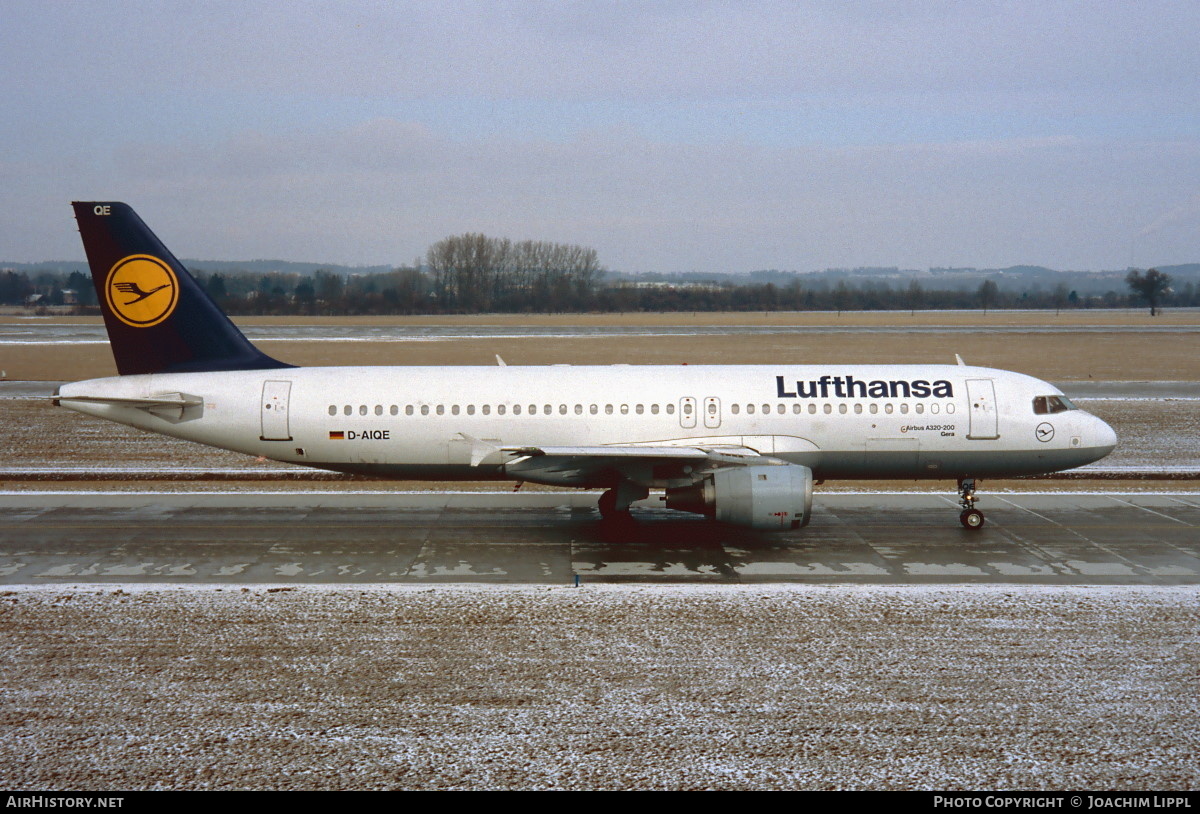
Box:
[665,464,813,530]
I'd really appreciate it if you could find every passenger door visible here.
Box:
[260,380,293,441]
[965,378,999,440]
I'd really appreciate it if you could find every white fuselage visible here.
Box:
[57,363,1117,485]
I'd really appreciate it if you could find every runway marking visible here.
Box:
[986,562,1057,576]
[990,495,1150,577]
[734,561,889,576]
[1167,495,1200,510]
[1107,496,1195,526]
[904,563,988,576]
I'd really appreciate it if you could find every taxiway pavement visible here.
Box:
[3,491,1198,585]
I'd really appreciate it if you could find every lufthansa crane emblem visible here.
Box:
[105,255,179,328]
[1035,422,1055,443]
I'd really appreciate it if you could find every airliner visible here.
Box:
[55,202,1117,531]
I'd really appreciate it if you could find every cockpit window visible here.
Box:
[1032,395,1077,414]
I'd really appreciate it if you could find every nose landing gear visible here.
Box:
[958,478,985,529]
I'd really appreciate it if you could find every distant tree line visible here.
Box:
[426,234,601,312]
[2,255,1188,316]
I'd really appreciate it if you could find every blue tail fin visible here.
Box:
[72,202,291,375]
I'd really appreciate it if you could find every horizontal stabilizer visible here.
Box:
[54,391,203,420]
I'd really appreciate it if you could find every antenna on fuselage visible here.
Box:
[955,354,966,366]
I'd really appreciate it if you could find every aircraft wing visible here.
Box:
[485,440,787,488]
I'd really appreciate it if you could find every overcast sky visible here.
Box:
[2,0,1198,272]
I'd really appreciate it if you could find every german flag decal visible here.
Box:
[329,431,345,440]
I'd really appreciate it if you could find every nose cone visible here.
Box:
[1089,415,1118,462]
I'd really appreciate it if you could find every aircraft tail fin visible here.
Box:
[71,202,291,376]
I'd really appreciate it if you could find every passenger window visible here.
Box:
[343,405,352,416]
[869,403,878,414]
[406,405,414,416]
[590,404,598,415]
[900,404,909,414]
[823,404,832,414]
[560,404,567,415]
[467,405,475,415]
[575,404,583,415]
[498,405,506,415]
[838,404,847,414]
[731,403,740,415]
[390,405,398,416]
[420,405,429,415]
[793,404,801,414]
[359,405,367,416]
[808,404,817,415]
[452,405,460,415]
[636,404,644,415]
[375,405,383,416]
[884,404,894,414]
[666,404,675,415]
[747,404,756,415]
[513,404,521,415]
[605,404,614,415]
[915,403,924,414]
[854,403,863,414]
[621,404,629,414]
[328,405,336,416]
[651,404,660,415]
[437,405,445,415]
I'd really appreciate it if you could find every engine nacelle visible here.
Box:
[665,464,813,530]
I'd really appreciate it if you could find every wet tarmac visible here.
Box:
[3,491,1198,585]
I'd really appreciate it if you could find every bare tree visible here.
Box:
[977,279,1000,314]
[1126,268,1172,316]
[427,233,601,312]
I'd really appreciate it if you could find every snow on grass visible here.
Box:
[0,584,1196,790]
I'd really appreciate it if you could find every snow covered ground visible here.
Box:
[1,584,1196,790]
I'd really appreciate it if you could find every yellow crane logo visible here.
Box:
[105,255,179,327]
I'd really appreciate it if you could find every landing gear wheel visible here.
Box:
[956,477,985,529]
[960,508,985,530]
[598,488,617,517]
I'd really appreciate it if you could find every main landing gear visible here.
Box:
[958,478,985,530]
[598,481,649,521]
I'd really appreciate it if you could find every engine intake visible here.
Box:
[665,464,813,530]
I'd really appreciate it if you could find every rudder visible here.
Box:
[72,202,290,375]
